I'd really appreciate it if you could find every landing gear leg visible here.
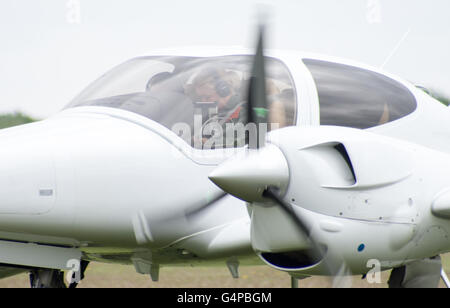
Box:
[291,276,299,288]
[388,256,442,288]
[29,269,67,288]
[29,261,89,288]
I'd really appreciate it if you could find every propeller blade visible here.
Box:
[262,186,311,237]
[246,24,269,149]
[160,191,228,223]
[183,192,228,220]
[263,186,351,282]
[331,263,353,288]
[262,186,323,260]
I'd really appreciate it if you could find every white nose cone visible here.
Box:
[209,144,290,202]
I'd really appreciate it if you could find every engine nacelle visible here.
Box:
[249,126,450,275]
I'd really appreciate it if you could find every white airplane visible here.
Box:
[1,27,450,288]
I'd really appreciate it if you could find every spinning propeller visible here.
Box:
[205,24,350,283]
[208,24,309,235]
[174,22,361,287]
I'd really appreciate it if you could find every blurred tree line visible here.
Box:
[431,91,450,106]
[0,112,37,129]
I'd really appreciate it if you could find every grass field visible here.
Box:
[0,254,449,288]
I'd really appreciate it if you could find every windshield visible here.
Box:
[66,56,297,149]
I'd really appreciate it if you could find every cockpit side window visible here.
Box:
[303,59,417,129]
[66,56,297,149]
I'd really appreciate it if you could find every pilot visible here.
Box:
[189,67,246,148]
[191,68,244,119]
[187,68,290,148]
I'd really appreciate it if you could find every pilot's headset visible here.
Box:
[213,75,232,98]
[192,69,231,126]
[200,68,232,99]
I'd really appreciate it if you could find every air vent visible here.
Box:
[334,143,356,184]
[260,247,326,270]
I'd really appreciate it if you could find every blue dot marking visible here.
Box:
[357,244,365,252]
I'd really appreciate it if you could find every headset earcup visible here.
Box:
[215,80,231,97]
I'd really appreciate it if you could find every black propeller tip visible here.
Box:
[245,24,269,149]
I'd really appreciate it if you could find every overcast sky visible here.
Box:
[0,0,449,119]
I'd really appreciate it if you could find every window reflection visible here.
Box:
[303,59,417,129]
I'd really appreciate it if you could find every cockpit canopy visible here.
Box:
[67,56,297,149]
